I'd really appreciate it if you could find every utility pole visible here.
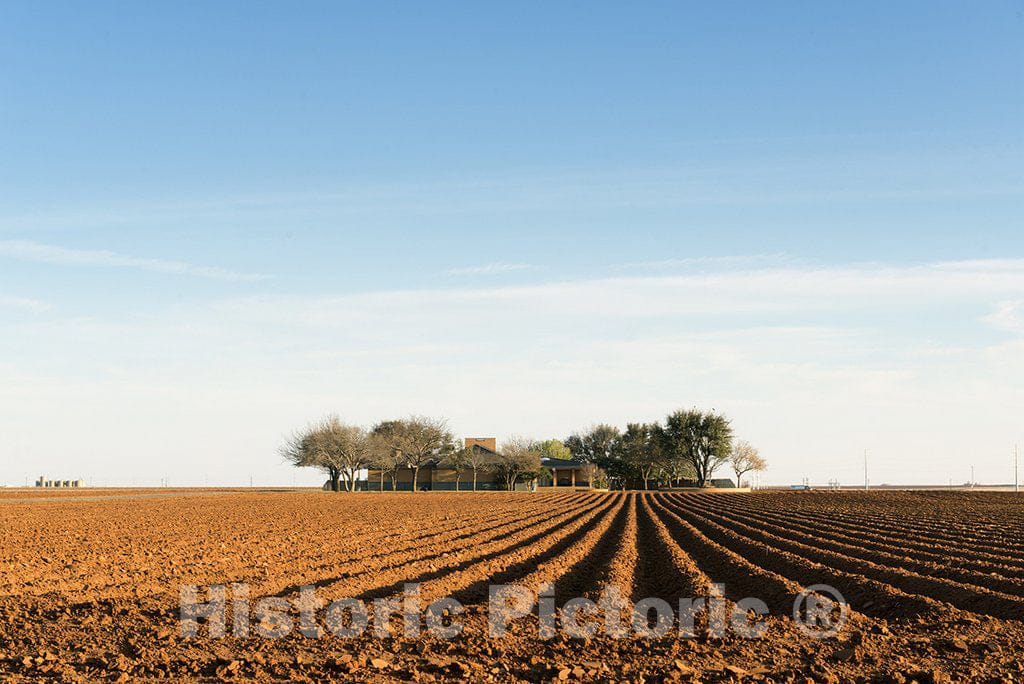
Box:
[971,465,975,488]
[1015,445,1019,494]
[863,450,868,491]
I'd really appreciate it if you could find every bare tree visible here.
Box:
[368,433,402,491]
[579,462,608,490]
[495,436,541,491]
[730,440,767,488]
[444,443,474,492]
[370,420,403,490]
[281,423,338,491]
[465,444,492,491]
[280,416,372,492]
[390,416,455,492]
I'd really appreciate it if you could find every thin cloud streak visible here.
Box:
[614,254,793,271]
[0,294,49,312]
[0,240,265,282]
[215,257,1024,329]
[444,262,536,276]
[983,300,1024,334]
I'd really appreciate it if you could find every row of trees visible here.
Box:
[561,409,765,489]
[281,416,556,492]
[281,409,765,492]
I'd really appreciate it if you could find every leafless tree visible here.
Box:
[730,440,767,488]
[444,443,474,492]
[464,444,493,491]
[495,436,541,491]
[389,416,455,492]
[579,462,608,490]
[370,420,403,489]
[280,416,372,492]
[368,433,402,491]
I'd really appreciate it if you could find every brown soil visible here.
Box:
[1,490,1022,682]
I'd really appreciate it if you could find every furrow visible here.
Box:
[666,494,1024,621]
[422,494,622,606]
[645,494,798,615]
[684,494,1024,594]
[657,494,942,620]
[270,495,611,605]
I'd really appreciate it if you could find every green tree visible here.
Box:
[565,424,621,466]
[655,451,696,488]
[534,439,572,461]
[522,465,551,492]
[661,409,733,487]
[617,422,662,490]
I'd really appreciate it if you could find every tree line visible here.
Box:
[562,408,766,489]
[280,416,548,492]
[280,408,764,492]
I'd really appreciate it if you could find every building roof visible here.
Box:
[541,457,586,469]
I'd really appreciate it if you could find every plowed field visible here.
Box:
[1,490,1022,682]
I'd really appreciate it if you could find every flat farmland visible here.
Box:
[1,490,1023,682]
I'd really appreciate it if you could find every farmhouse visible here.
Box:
[364,437,591,491]
[365,437,498,491]
[540,457,589,488]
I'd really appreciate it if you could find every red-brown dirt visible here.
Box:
[1,489,1022,682]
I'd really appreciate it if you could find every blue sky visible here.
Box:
[1,2,1022,487]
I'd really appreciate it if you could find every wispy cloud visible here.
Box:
[444,262,536,276]
[0,294,49,312]
[0,240,265,282]
[208,258,1024,335]
[614,254,793,271]
[983,300,1024,334]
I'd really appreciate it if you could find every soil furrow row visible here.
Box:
[666,494,1024,621]
[656,495,943,620]
[683,494,1024,594]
